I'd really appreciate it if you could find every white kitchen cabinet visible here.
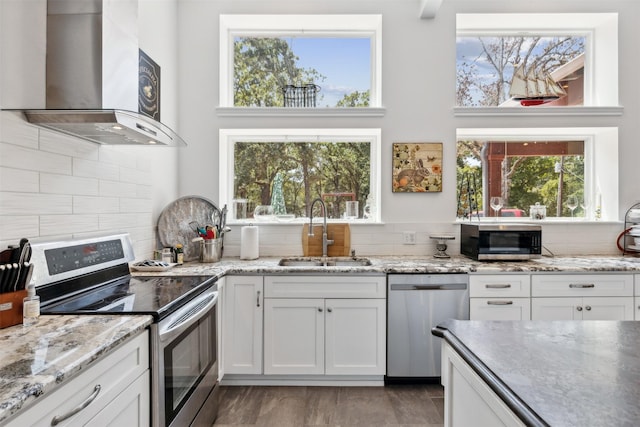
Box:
[441,340,525,427]
[469,275,531,320]
[531,274,634,320]
[263,275,386,376]
[264,298,324,375]
[324,298,386,375]
[4,331,149,427]
[531,296,634,320]
[222,275,263,374]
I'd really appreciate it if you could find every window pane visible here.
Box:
[233,141,371,219]
[233,37,371,107]
[457,140,586,218]
[456,36,585,107]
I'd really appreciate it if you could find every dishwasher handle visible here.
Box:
[390,283,467,291]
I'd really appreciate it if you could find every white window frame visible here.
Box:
[456,127,618,221]
[455,13,619,114]
[219,14,383,110]
[219,128,382,223]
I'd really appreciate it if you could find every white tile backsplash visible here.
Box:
[73,158,120,181]
[40,214,98,236]
[0,192,72,215]
[100,180,138,198]
[0,167,39,192]
[40,173,99,196]
[73,196,120,214]
[0,215,39,241]
[0,142,71,174]
[0,112,161,255]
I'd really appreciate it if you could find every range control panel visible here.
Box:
[45,239,125,275]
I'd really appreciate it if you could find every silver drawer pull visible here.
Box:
[485,284,511,289]
[569,283,595,288]
[51,384,101,425]
[487,300,513,305]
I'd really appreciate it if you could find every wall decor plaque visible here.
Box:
[392,142,443,192]
[139,49,161,120]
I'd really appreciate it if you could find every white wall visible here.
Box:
[1,0,637,259]
[176,0,639,257]
[0,0,181,259]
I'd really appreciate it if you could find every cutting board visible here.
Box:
[302,223,351,257]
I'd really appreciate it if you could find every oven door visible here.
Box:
[153,287,218,427]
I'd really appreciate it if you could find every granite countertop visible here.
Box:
[0,315,152,424]
[433,319,640,427]
[131,255,640,277]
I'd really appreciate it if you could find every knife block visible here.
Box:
[0,290,27,328]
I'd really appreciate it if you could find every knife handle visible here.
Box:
[16,262,32,291]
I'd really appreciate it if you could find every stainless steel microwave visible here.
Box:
[460,223,542,261]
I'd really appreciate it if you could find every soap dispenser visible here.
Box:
[23,283,40,326]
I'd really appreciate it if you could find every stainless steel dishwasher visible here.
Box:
[386,274,469,382]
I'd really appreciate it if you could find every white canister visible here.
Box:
[240,225,259,260]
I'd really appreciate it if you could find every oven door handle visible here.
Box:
[159,290,217,343]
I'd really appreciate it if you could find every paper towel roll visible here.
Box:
[240,225,259,260]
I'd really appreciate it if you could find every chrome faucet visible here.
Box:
[308,198,334,258]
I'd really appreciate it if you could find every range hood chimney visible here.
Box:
[22,0,186,147]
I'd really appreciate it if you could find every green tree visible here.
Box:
[336,90,370,107]
[234,37,325,106]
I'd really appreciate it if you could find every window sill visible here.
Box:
[228,218,384,226]
[216,107,386,118]
[453,106,624,117]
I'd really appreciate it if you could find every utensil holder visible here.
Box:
[0,290,27,328]
[200,238,222,263]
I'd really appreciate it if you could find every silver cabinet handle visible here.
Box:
[327,307,333,313]
[577,306,583,311]
[569,283,595,288]
[485,284,511,289]
[487,300,513,305]
[51,384,101,425]
[256,290,261,307]
[585,305,592,311]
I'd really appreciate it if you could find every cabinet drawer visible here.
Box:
[5,331,149,427]
[531,274,634,297]
[470,298,531,320]
[264,275,386,298]
[635,275,640,297]
[469,275,530,297]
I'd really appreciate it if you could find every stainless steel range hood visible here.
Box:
[22,0,186,147]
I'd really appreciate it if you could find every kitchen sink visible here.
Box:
[278,257,372,267]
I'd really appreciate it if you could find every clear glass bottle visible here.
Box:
[23,283,40,326]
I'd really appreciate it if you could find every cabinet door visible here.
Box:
[85,372,150,426]
[531,297,583,320]
[223,276,263,374]
[325,299,386,375]
[263,298,324,375]
[470,298,531,320]
[582,297,634,320]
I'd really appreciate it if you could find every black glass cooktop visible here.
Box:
[41,275,216,321]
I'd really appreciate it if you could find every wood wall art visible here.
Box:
[392,143,443,192]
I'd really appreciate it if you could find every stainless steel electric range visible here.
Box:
[30,234,219,427]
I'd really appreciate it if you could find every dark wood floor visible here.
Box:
[213,384,445,427]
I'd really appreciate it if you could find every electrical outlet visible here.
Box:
[403,231,416,245]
